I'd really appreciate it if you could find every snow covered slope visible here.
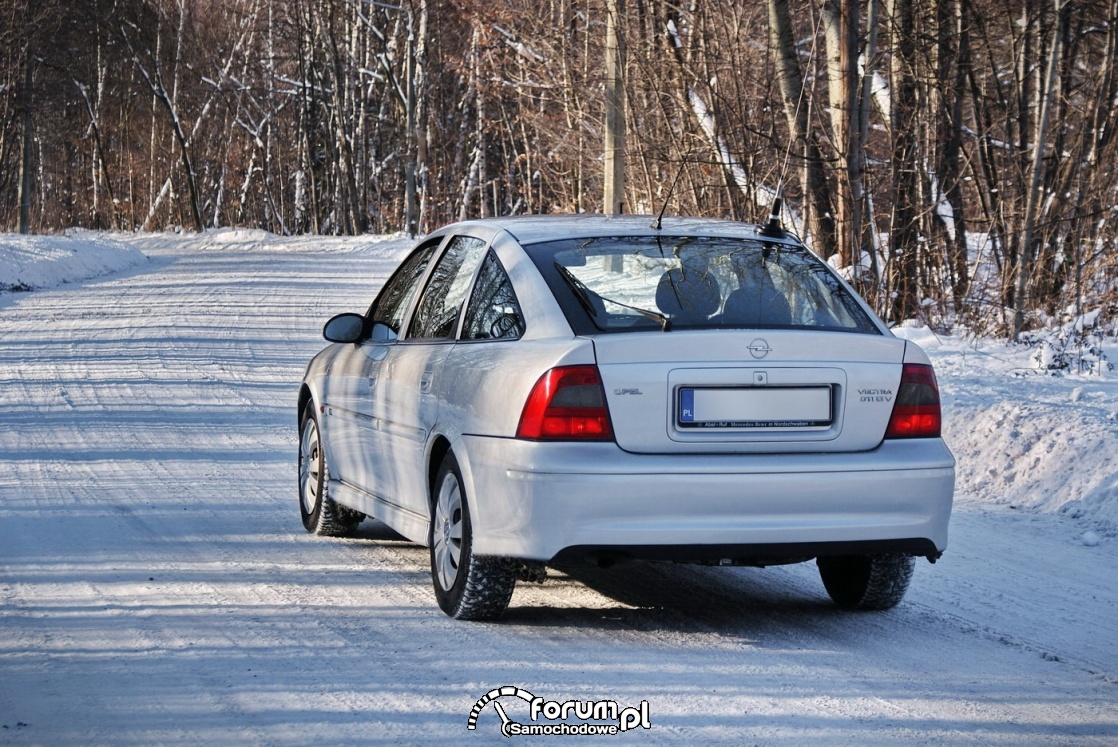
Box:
[896,324,1118,535]
[1,230,1115,745]
[1,231,148,293]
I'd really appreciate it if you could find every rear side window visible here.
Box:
[527,236,880,335]
[407,235,488,340]
[462,251,525,340]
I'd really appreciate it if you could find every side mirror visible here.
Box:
[323,313,365,343]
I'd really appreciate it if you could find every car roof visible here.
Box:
[431,214,803,247]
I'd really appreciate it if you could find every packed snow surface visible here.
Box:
[1,229,1116,745]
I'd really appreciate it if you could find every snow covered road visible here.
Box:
[1,231,1116,745]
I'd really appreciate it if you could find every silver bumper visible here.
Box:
[459,436,955,561]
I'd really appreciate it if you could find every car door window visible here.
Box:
[407,235,488,340]
[368,240,440,338]
[462,250,525,340]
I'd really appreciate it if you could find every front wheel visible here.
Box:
[817,554,915,611]
[298,404,361,537]
[430,452,517,620]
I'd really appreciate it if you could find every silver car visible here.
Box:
[297,216,955,620]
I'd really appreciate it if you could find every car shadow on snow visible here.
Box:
[498,557,868,638]
[350,519,412,543]
[344,520,911,641]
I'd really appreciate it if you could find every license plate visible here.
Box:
[678,386,832,428]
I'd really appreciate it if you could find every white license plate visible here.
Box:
[678,386,832,428]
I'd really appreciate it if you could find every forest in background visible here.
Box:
[2,0,1118,339]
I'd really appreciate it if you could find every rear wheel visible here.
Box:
[430,452,517,620]
[817,554,915,610]
[298,404,361,537]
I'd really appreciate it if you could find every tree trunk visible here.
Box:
[886,0,921,323]
[858,0,881,290]
[767,0,837,256]
[404,14,418,235]
[937,0,970,311]
[18,0,34,234]
[1012,1,1065,339]
[603,0,625,215]
[414,0,429,233]
[823,0,863,268]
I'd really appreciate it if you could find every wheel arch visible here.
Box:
[427,435,454,510]
[426,434,489,544]
[297,384,314,426]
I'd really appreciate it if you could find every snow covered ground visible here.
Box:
[1,229,1116,745]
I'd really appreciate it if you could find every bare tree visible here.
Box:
[885,0,921,323]
[822,0,860,267]
[767,0,838,258]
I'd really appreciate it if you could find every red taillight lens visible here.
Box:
[516,365,615,441]
[885,363,942,438]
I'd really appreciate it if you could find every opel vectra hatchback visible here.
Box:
[297,215,955,620]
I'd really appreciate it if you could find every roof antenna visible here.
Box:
[651,158,688,230]
[759,191,784,238]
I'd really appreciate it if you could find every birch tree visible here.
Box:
[767,0,838,258]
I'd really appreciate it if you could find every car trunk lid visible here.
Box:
[593,330,907,454]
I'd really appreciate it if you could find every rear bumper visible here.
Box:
[459,436,955,562]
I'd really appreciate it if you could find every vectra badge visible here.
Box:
[748,339,772,359]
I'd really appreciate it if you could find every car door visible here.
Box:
[373,234,489,518]
[437,249,528,432]
[320,239,441,497]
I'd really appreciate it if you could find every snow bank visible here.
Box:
[895,323,1118,535]
[952,399,1118,531]
[127,227,409,256]
[0,231,148,293]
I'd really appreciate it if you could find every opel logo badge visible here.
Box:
[748,338,772,359]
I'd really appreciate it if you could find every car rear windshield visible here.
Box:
[527,235,881,335]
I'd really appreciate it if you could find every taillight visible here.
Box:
[885,363,942,438]
[516,365,614,441]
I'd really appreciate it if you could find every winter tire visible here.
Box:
[298,404,362,537]
[430,451,517,620]
[817,553,915,611]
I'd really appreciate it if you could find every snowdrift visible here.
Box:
[1,231,148,293]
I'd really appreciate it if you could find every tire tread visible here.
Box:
[299,405,361,538]
[311,471,362,537]
[818,553,915,611]
[450,556,519,621]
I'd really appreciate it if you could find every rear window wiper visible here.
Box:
[553,262,602,326]
[553,262,671,332]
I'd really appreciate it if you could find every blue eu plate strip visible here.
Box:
[679,389,695,423]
